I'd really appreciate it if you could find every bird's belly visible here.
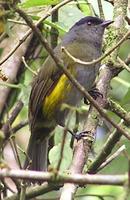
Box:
[64,66,96,104]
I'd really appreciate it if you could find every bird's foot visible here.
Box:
[84,87,103,104]
[68,130,90,140]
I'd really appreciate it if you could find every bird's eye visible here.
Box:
[87,21,92,25]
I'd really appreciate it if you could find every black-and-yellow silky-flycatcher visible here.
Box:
[24,16,113,171]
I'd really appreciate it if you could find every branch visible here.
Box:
[50,5,59,49]
[117,57,130,73]
[4,183,59,200]
[97,0,105,19]
[22,57,37,75]
[104,0,114,5]
[125,54,130,65]
[107,99,130,125]
[0,24,32,116]
[1,100,23,140]
[97,145,126,172]
[10,120,28,135]
[88,120,123,173]
[60,135,91,200]
[0,169,127,186]
[56,126,69,171]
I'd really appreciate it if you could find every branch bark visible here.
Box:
[0,25,32,116]
[0,169,127,186]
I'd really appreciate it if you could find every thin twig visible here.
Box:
[97,145,126,172]
[107,99,130,126]
[104,0,114,5]
[19,182,26,200]
[0,32,7,43]
[1,180,15,194]
[56,127,69,172]
[22,57,37,75]
[4,183,60,200]
[125,54,130,65]
[51,5,59,49]
[97,0,105,19]
[10,136,22,169]
[8,19,27,26]
[1,100,24,140]
[0,82,23,89]
[88,120,123,173]
[10,120,28,135]
[117,56,130,73]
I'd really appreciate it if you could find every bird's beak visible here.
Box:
[101,20,114,28]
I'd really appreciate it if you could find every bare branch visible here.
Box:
[22,57,37,75]
[97,145,126,172]
[97,0,105,19]
[56,127,68,172]
[0,24,32,116]
[117,57,130,73]
[107,99,130,126]
[0,169,127,186]
[88,120,123,173]
[4,183,59,200]
[51,5,59,49]
[2,100,23,140]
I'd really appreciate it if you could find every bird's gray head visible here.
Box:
[73,16,112,29]
[68,16,113,47]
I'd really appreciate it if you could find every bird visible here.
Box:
[24,16,113,172]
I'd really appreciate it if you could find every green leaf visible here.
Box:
[58,3,85,30]
[21,0,60,8]
[76,0,94,16]
[44,20,67,34]
[110,76,130,100]
[121,88,130,106]
[49,143,73,171]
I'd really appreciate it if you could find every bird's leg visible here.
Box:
[84,87,103,104]
[68,129,90,140]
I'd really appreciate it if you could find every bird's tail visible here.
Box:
[24,133,48,171]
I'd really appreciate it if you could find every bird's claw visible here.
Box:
[84,87,103,104]
[74,131,90,140]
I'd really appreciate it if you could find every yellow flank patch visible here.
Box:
[0,20,5,35]
[43,73,72,119]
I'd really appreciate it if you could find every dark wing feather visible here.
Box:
[29,55,62,133]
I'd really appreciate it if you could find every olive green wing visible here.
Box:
[29,56,62,133]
